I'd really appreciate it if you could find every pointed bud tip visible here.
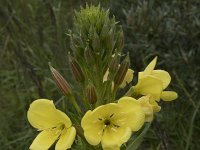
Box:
[49,65,72,96]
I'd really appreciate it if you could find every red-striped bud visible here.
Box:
[49,64,72,96]
[86,83,97,104]
[69,55,85,83]
[114,54,130,85]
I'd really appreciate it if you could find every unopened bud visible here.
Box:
[49,64,72,96]
[92,31,100,52]
[109,53,120,73]
[114,29,124,52]
[86,83,97,104]
[69,55,85,82]
[105,28,114,51]
[84,44,95,64]
[114,54,130,85]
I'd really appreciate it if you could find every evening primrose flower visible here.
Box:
[133,57,178,101]
[27,99,76,150]
[81,97,145,150]
[137,96,161,122]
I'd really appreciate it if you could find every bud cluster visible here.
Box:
[67,5,127,103]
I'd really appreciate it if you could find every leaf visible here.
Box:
[126,123,151,150]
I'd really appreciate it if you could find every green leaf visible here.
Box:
[126,123,151,150]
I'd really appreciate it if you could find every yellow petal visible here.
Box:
[119,69,134,88]
[134,76,163,101]
[161,91,178,101]
[143,56,157,76]
[81,110,93,130]
[117,97,145,131]
[103,146,120,150]
[56,110,72,128]
[55,127,76,150]
[83,124,103,145]
[102,126,132,148]
[91,103,119,121]
[30,130,59,150]
[27,99,71,130]
[143,113,153,122]
[148,98,161,112]
[151,70,171,89]
[81,110,103,145]
[138,72,145,79]
[137,96,154,122]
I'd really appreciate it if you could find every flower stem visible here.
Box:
[125,86,134,96]
[82,81,92,110]
[68,95,82,115]
[111,85,117,102]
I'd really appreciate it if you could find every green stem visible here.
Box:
[68,95,82,115]
[185,99,200,150]
[111,85,118,102]
[82,81,92,110]
[125,86,134,96]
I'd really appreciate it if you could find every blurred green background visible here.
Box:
[0,0,199,149]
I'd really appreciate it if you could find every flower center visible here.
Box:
[50,124,65,135]
[98,113,121,129]
[104,119,111,125]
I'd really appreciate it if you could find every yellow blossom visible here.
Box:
[81,97,145,150]
[137,96,161,122]
[27,99,76,150]
[133,57,178,101]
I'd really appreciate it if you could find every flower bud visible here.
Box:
[114,54,130,85]
[69,55,85,83]
[84,44,95,64]
[71,5,121,62]
[109,53,120,73]
[104,28,114,52]
[92,31,100,52]
[49,64,72,96]
[86,83,97,104]
[114,28,124,52]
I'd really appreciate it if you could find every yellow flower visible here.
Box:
[81,97,145,150]
[27,99,76,150]
[137,96,161,122]
[133,57,178,101]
